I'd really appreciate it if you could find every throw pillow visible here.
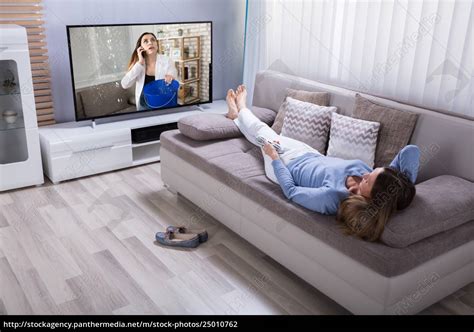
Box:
[280,97,337,153]
[326,112,380,167]
[272,88,330,134]
[352,94,419,167]
[178,106,276,141]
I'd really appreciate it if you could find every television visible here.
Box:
[66,21,212,121]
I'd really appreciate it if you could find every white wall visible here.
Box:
[44,0,246,123]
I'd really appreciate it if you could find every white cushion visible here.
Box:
[280,97,337,153]
[327,112,380,167]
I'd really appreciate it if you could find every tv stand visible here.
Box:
[39,100,227,183]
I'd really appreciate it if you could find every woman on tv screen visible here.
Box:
[121,32,178,111]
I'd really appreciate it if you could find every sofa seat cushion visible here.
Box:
[381,175,474,248]
[160,130,474,277]
[177,106,276,141]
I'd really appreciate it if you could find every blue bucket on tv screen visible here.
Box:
[143,79,179,109]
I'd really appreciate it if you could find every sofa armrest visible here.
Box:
[178,106,276,141]
[381,175,474,248]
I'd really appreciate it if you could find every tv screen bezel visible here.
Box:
[66,21,213,122]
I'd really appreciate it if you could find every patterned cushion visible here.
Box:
[280,97,337,153]
[272,89,330,134]
[327,113,380,167]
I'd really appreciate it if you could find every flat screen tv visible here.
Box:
[66,21,212,121]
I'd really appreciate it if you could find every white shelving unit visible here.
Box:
[39,100,227,183]
[0,25,44,191]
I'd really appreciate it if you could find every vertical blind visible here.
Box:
[244,0,473,118]
[0,0,55,126]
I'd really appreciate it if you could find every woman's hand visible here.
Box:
[164,74,174,84]
[137,46,145,65]
[263,142,280,160]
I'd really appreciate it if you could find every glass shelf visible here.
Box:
[0,90,20,96]
[0,115,25,131]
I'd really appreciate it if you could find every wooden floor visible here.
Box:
[0,163,472,315]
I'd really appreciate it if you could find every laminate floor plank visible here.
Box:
[0,257,33,315]
[61,237,129,315]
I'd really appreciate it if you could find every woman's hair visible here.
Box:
[336,167,416,242]
[127,32,157,71]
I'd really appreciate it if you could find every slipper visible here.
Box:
[166,225,208,243]
[155,230,200,248]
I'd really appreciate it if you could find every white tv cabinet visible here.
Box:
[39,100,227,184]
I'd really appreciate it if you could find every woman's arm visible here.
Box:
[121,62,144,89]
[272,159,340,215]
[389,145,420,184]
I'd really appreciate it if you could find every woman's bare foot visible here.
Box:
[226,89,238,120]
[236,85,247,110]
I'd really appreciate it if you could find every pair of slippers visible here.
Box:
[155,226,208,248]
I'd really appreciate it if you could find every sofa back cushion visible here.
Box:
[252,70,474,183]
[280,97,336,153]
[326,112,380,167]
[272,88,330,133]
[381,175,474,248]
[353,94,419,167]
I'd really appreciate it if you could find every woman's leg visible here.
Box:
[233,107,279,146]
[229,86,320,183]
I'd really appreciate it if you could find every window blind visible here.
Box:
[244,0,472,118]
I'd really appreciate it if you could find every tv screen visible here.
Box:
[67,21,212,121]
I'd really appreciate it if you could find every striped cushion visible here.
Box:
[280,97,337,153]
[327,113,380,167]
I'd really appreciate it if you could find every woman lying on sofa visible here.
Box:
[226,85,420,242]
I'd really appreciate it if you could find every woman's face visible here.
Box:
[359,167,383,198]
[140,34,158,54]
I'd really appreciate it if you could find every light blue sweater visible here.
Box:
[271,145,420,215]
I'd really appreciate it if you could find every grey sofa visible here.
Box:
[75,80,136,120]
[160,70,474,314]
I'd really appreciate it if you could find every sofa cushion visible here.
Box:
[326,112,380,167]
[280,97,336,153]
[272,89,330,133]
[177,106,276,141]
[251,106,277,125]
[160,130,474,277]
[178,114,240,141]
[381,175,474,248]
[353,94,419,167]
